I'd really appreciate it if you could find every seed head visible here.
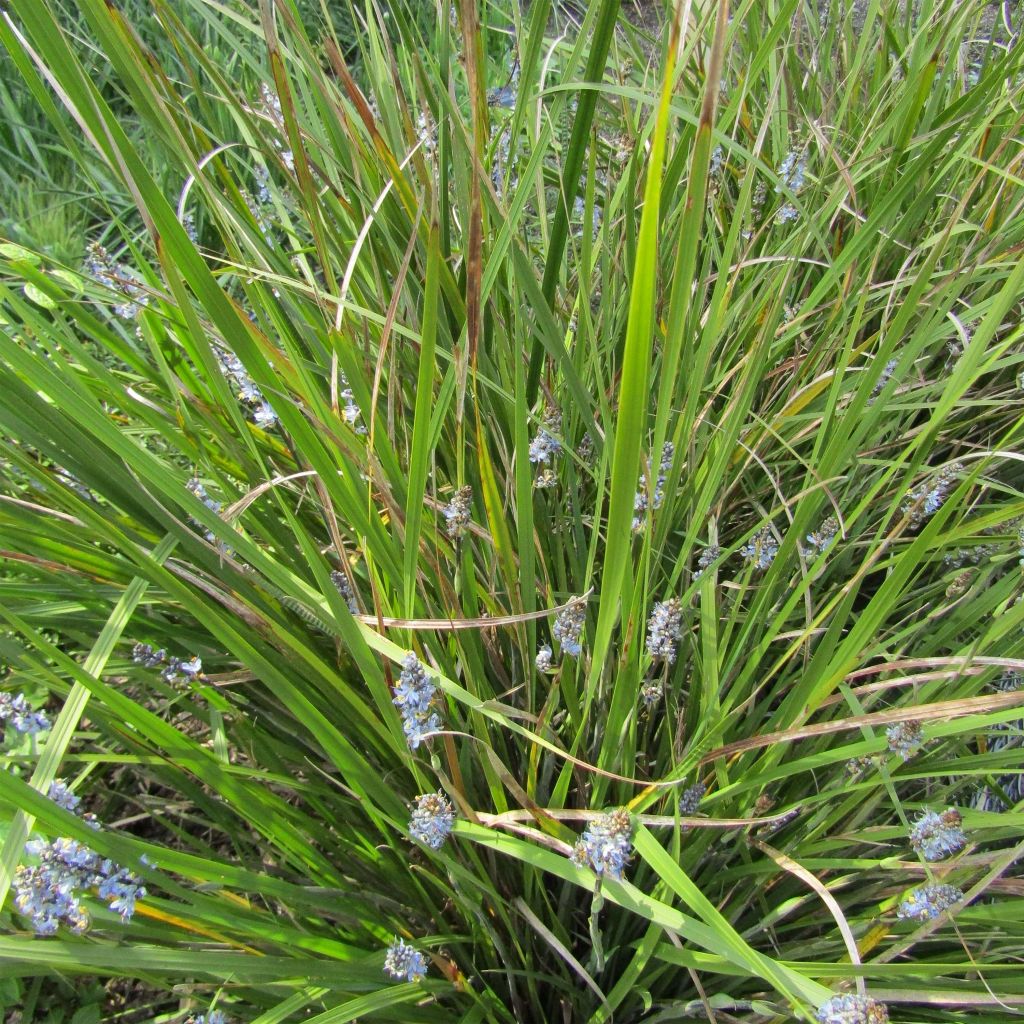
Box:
[945,569,974,598]
[131,642,166,668]
[997,669,1023,692]
[330,569,359,613]
[84,241,149,320]
[680,782,705,816]
[845,755,875,777]
[534,467,558,489]
[868,358,898,404]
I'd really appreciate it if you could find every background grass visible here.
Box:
[1,0,1024,1021]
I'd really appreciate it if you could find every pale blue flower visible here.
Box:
[910,808,966,861]
[443,486,472,539]
[186,1010,228,1024]
[47,781,81,815]
[776,150,807,193]
[885,720,925,760]
[693,544,720,580]
[393,654,439,749]
[384,937,428,981]
[529,409,562,465]
[552,598,586,657]
[815,993,889,1024]
[903,463,962,527]
[632,442,674,531]
[741,527,779,569]
[570,808,633,880]
[805,516,839,552]
[13,834,145,934]
[409,792,455,850]
[0,692,50,735]
[646,599,682,662]
[897,884,963,921]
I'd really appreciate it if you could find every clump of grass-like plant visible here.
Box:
[1,0,1023,1021]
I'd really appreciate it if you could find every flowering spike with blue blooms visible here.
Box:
[0,691,50,735]
[902,463,963,527]
[185,1011,229,1024]
[693,544,720,579]
[392,653,440,749]
[84,241,149,320]
[640,680,663,706]
[552,598,586,657]
[741,527,779,569]
[443,486,472,539]
[409,791,455,850]
[569,808,633,880]
[535,644,553,672]
[47,780,81,815]
[13,835,146,934]
[886,720,926,760]
[868,358,898,403]
[528,407,562,468]
[384,937,428,981]
[632,442,673,531]
[815,993,889,1024]
[338,372,366,434]
[774,148,808,225]
[897,884,963,921]
[646,599,682,663]
[806,515,839,552]
[910,808,966,860]
[131,642,165,668]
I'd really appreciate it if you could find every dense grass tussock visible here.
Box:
[1,0,1024,1021]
